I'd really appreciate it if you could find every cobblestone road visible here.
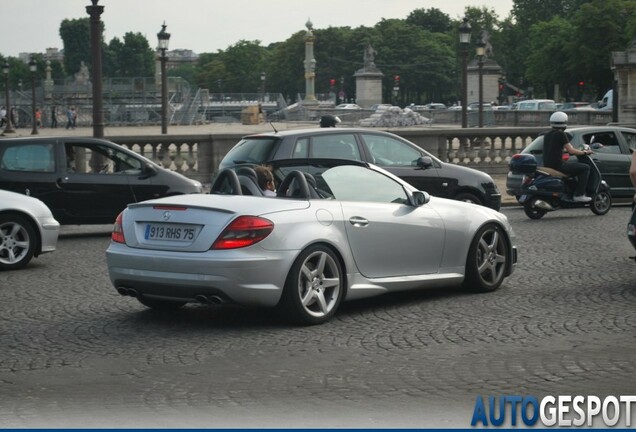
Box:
[0,206,635,428]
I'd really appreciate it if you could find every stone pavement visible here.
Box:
[3,122,518,206]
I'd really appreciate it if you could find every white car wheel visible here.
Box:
[0,214,37,270]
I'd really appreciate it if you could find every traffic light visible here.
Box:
[329,78,336,88]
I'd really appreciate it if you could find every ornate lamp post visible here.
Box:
[476,37,486,128]
[86,0,104,138]
[29,57,38,135]
[459,18,471,128]
[260,71,266,101]
[157,22,170,134]
[2,62,15,134]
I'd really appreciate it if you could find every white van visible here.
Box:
[516,99,557,111]
[599,90,613,110]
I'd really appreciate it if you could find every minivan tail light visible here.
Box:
[112,212,125,244]
[211,216,274,250]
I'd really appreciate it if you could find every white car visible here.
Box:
[335,103,362,110]
[0,189,60,270]
[106,160,517,325]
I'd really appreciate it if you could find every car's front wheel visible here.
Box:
[279,245,344,325]
[0,214,37,271]
[454,192,483,206]
[463,223,509,292]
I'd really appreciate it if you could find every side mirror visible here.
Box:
[139,163,157,179]
[411,190,430,207]
[416,156,433,169]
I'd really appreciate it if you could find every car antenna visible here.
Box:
[269,122,278,133]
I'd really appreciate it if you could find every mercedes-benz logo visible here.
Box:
[162,211,171,221]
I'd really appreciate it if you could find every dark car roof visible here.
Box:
[242,127,390,139]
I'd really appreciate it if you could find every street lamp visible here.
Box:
[2,62,15,134]
[459,17,471,128]
[260,72,266,101]
[29,57,38,135]
[157,22,171,134]
[476,37,486,128]
[87,0,105,138]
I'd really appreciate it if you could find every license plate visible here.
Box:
[519,194,528,203]
[144,223,198,242]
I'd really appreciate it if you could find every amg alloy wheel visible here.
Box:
[464,223,509,292]
[280,245,344,325]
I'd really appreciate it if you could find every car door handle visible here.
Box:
[56,177,70,188]
[349,216,368,227]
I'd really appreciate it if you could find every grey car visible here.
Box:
[106,160,517,325]
[506,126,636,200]
[218,128,502,210]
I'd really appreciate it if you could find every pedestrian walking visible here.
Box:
[51,106,58,128]
[35,108,42,129]
[65,106,75,130]
[0,106,5,127]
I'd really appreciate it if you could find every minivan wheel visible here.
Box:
[454,192,483,206]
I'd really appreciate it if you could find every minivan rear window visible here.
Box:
[223,137,278,164]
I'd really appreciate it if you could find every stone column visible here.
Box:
[611,39,636,125]
[302,19,318,106]
[354,43,384,108]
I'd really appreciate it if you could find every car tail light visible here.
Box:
[211,216,274,250]
[112,212,125,244]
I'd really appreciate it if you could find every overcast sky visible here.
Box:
[0,0,514,57]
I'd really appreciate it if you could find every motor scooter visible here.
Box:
[509,150,612,219]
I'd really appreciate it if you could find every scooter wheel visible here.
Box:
[523,199,547,219]
[590,190,611,215]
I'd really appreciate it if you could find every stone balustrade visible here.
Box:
[111,126,547,183]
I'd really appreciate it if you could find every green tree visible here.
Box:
[59,18,93,75]
[406,8,453,34]
[570,0,636,97]
[117,32,155,77]
[525,17,575,98]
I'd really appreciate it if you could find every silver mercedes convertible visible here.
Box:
[106,159,517,325]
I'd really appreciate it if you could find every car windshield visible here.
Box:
[222,137,278,164]
[273,163,408,204]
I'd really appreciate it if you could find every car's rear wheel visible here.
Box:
[590,190,611,215]
[137,296,186,310]
[463,223,509,292]
[279,245,344,325]
[523,199,547,219]
[0,214,37,271]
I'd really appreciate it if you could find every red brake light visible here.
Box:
[211,216,274,250]
[112,212,125,244]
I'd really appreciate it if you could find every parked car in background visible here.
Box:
[468,102,493,111]
[0,137,203,225]
[506,126,636,200]
[561,102,590,110]
[515,99,557,111]
[218,128,502,210]
[335,104,362,110]
[106,159,517,325]
[0,189,59,270]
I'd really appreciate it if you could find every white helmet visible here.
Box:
[549,111,568,129]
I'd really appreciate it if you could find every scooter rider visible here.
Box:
[543,111,593,202]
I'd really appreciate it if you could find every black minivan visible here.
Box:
[218,128,502,210]
[0,137,202,224]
